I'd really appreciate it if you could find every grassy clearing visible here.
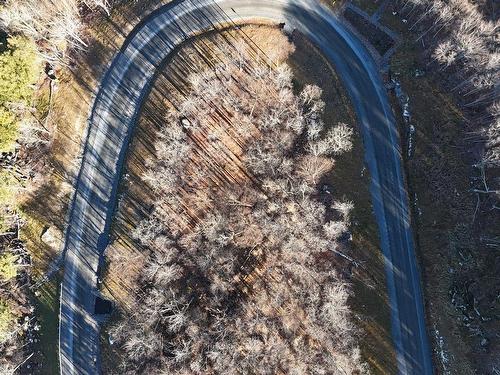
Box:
[100,24,396,373]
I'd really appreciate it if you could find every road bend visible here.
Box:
[59,1,433,374]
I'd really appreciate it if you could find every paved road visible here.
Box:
[59,0,433,374]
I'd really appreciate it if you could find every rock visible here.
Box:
[41,226,63,252]
[480,338,489,348]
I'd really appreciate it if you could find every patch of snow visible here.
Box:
[434,325,452,375]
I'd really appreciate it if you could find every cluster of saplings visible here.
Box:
[109,42,366,374]
[397,0,499,201]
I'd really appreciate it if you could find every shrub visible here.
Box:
[0,170,18,206]
[0,107,17,153]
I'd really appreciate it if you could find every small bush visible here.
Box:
[0,170,17,206]
[0,107,17,153]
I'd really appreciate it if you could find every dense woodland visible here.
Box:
[1,0,110,63]
[108,39,365,374]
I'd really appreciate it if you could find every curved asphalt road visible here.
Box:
[59,0,433,374]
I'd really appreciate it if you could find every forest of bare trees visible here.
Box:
[108,37,365,374]
[397,0,499,206]
[0,0,111,63]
